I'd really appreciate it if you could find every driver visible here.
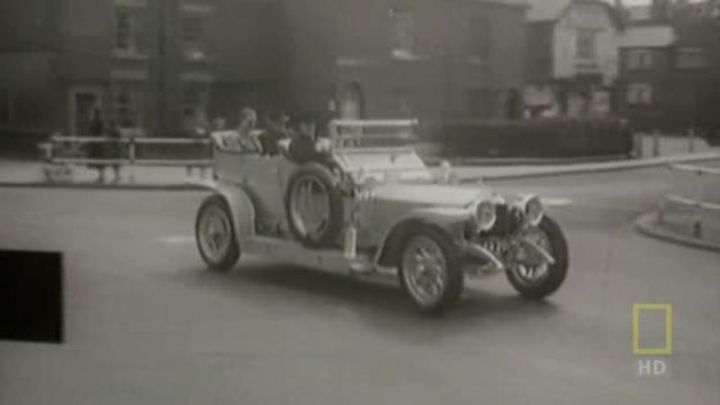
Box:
[259,110,290,156]
[285,112,333,166]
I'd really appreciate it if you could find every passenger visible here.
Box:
[212,117,227,132]
[186,109,210,178]
[212,107,262,152]
[259,110,290,157]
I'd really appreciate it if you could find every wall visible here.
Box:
[0,0,61,131]
[281,0,527,121]
[1,0,527,139]
[553,2,619,83]
[619,10,720,133]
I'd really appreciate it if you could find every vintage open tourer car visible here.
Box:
[194,119,568,313]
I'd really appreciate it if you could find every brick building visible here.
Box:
[0,0,527,137]
[523,0,624,118]
[617,0,720,132]
[281,0,528,122]
[0,0,281,136]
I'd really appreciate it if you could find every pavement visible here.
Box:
[1,168,719,404]
[636,211,720,252]
[1,150,719,189]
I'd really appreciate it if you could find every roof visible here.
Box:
[620,25,675,48]
[526,0,572,22]
[464,0,529,6]
[625,5,652,21]
[526,0,623,26]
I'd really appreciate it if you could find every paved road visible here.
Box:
[0,168,718,405]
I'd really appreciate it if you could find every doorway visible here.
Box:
[69,88,102,135]
[338,82,365,119]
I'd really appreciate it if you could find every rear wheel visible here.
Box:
[397,224,464,314]
[196,195,240,272]
[506,216,568,299]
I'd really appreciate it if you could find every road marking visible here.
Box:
[156,235,195,244]
[541,197,573,207]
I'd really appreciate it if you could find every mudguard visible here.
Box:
[373,206,471,266]
[190,178,256,240]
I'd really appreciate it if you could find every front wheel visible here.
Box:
[397,224,464,314]
[196,195,240,272]
[506,216,568,299]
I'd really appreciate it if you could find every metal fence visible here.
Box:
[39,135,212,182]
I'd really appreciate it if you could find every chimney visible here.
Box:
[650,0,673,22]
[613,0,629,23]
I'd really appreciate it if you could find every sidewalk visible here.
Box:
[455,150,720,182]
[0,160,202,190]
[637,210,720,253]
[1,150,719,189]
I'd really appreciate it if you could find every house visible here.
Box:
[0,0,529,138]
[524,0,624,117]
[617,24,676,129]
[0,0,282,136]
[280,0,528,122]
[617,0,720,132]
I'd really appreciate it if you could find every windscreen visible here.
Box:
[329,119,419,148]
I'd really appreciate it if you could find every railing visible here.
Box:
[39,135,212,183]
[660,163,720,238]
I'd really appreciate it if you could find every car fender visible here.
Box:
[192,179,256,240]
[373,206,471,267]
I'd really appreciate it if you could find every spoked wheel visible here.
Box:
[290,175,331,239]
[506,216,568,299]
[285,163,344,248]
[196,195,240,272]
[398,225,464,314]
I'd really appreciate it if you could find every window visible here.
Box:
[627,49,655,70]
[466,17,492,64]
[114,9,135,52]
[576,29,597,59]
[389,7,416,59]
[392,88,413,117]
[182,85,209,128]
[182,16,206,59]
[112,86,142,128]
[626,83,653,105]
[182,16,203,43]
[675,47,707,69]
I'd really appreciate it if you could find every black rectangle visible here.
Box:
[0,250,63,343]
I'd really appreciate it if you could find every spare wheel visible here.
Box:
[284,162,344,248]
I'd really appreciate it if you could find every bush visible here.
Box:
[432,117,632,159]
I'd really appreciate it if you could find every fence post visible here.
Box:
[652,130,660,157]
[693,169,704,239]
[688,128,696,154]
[128,137,136,184]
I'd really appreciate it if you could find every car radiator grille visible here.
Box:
[484,205,522,237]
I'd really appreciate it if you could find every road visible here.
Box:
[1,168,719,405]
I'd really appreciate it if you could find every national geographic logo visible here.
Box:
[633,303,672,377]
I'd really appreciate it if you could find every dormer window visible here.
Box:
[576,29,597,60]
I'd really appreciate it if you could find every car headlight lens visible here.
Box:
[524,195,544,226]
[474,200,497,232]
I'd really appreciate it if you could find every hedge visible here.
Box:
[429,118,633,159]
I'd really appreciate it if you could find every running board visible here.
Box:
[241,236,374,275]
